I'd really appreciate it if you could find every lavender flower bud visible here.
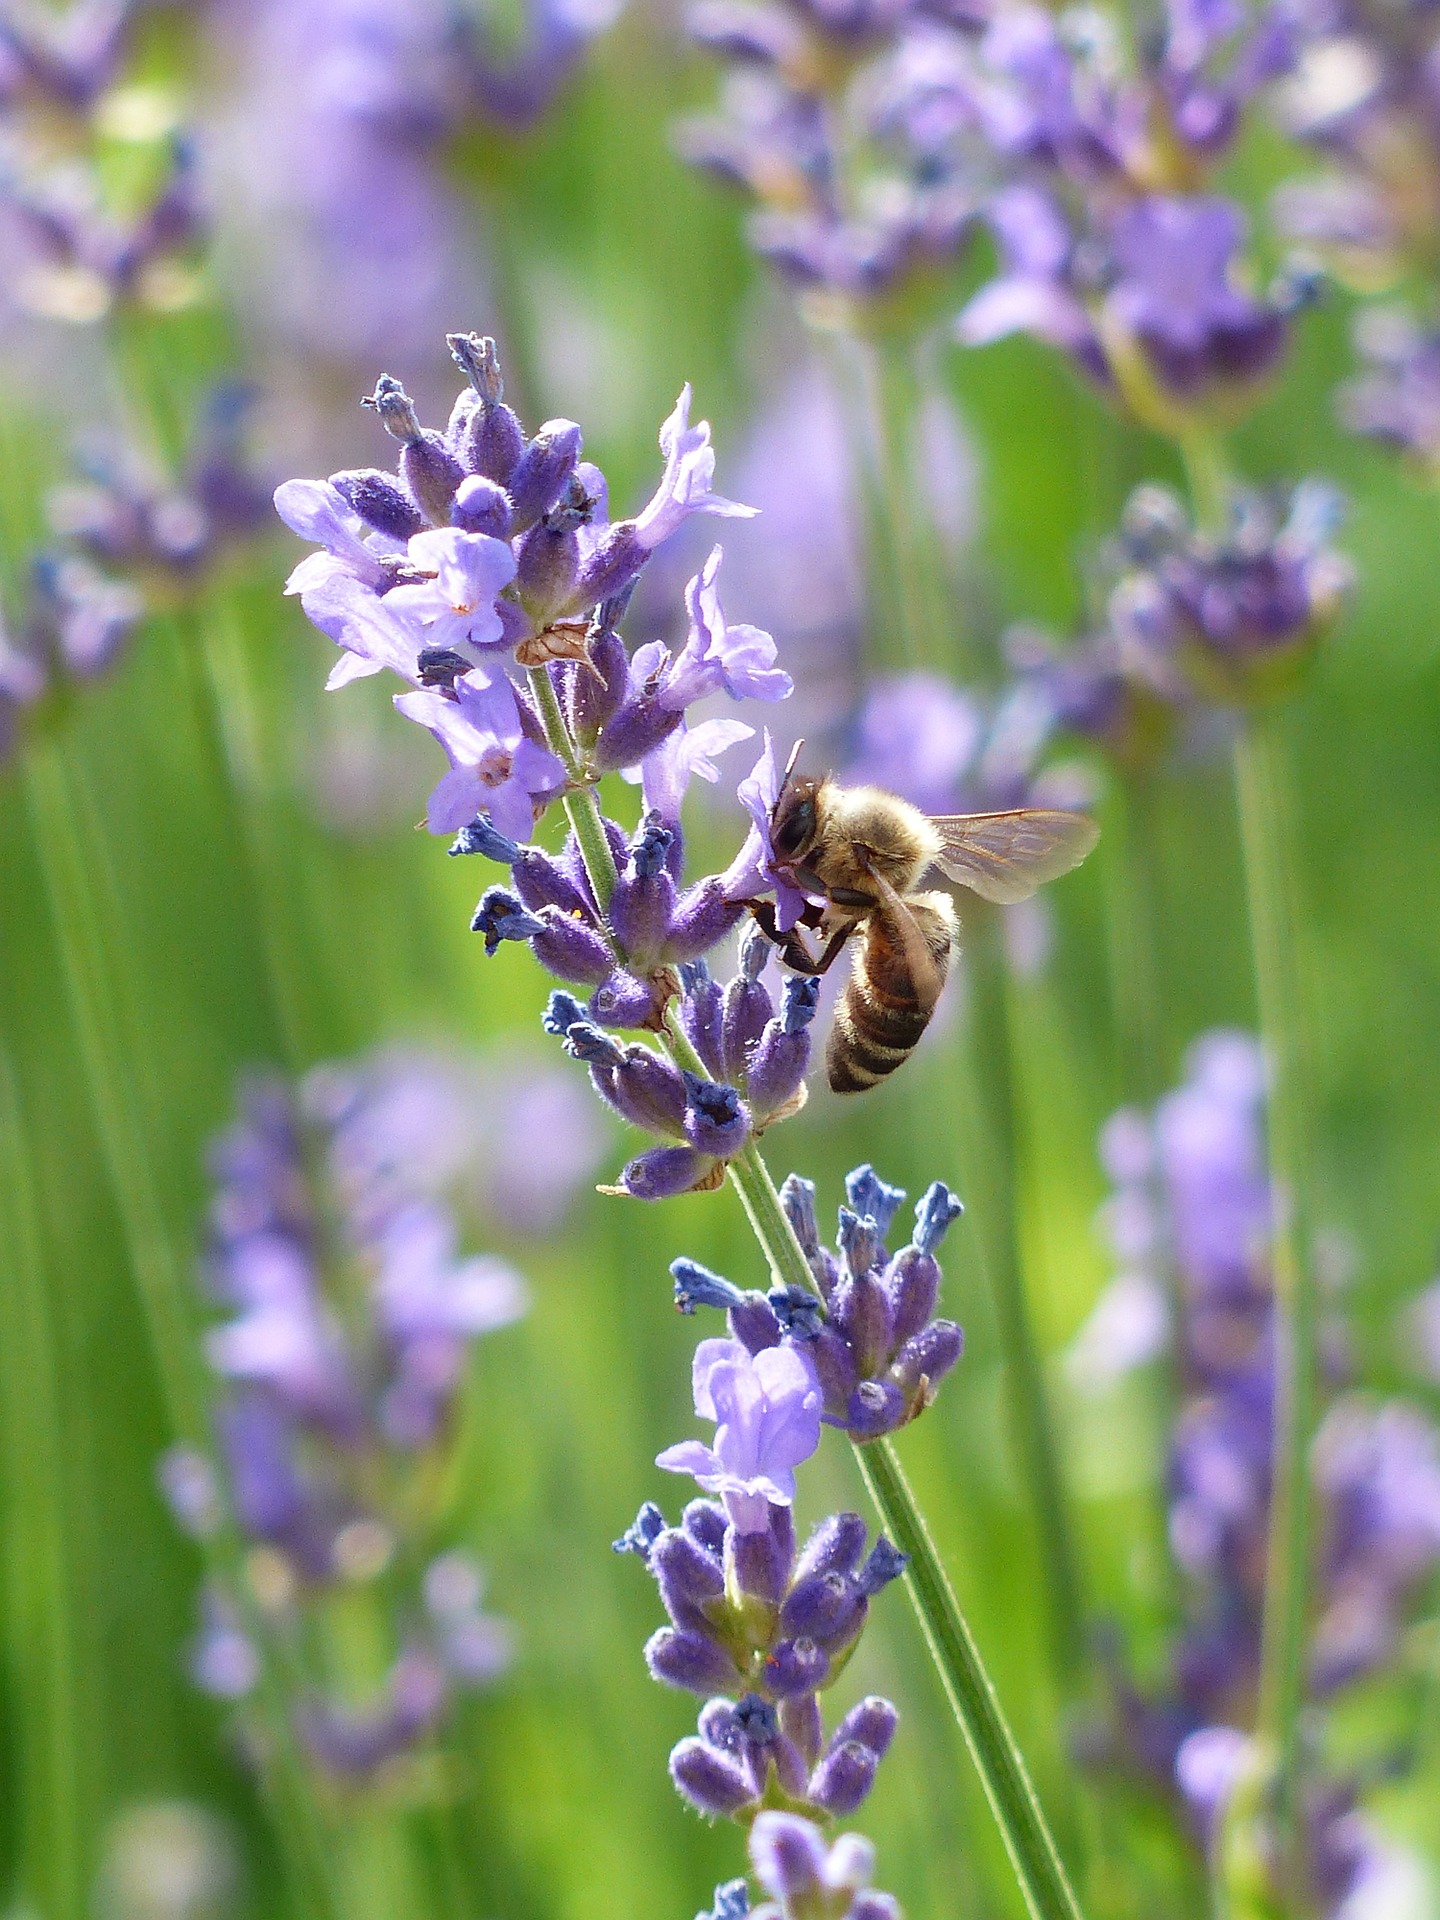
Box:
[664,879,747,966]
[767,1285,825,1342]
[362,377,463,526]
[750,1810,828,1899]
[447,334,525,486]
[793,1513,868,1584]
[592,690,683,777]
[808,1741,878,1816]
[568,624,629,742]
[652,1527,726,1614]
[838,1209,883,1280]
[470,887,544,956]
[680,964,727,1079]
[510,848,596,920]
[913,1181,963,1255]
[610,816,679,967]
[450,818,522,862]
[831,1696,899,1760]
[330,469,423,540]
[779,1572,863,1648]
[575,520,646,613]
[682,1073,750,1157]
[602,1047,689,1135]
[730,1502,795,1605]
[589,968,661,1030]
[451,475,513,539]
[508,420,583,532]
[699,1879,751,1920]
[683,1500,730,1556]
[779,1693,823,1768]
[835,1268,892,1378]
[856,1539,908,1597]
[846,1165,907,1241]
[891,1321,965,1399]
[781,1175,821,1255]
[763,1638,830,1696]
[516,518,582,624]
[746,979,817,1123]
[613,1502,667,1561]
[670,1737,754,1818]
[885,1246,940,1350]
[647,1627,742,1693]
[845,1378,907,1440]
[672,1259,747,1315]
[618,1145,714,1200]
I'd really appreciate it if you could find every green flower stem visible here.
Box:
[528,665,621,907]
[851,1438,1086,1920]
[0,1047,86,1920]
[528,672,1083,1919]
[22,745,340,1920]
[1100,772,1165,1107]
[967,915,1087,1684]
[1233,711,1319,1858]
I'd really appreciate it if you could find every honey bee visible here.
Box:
[749,750,1099,1093]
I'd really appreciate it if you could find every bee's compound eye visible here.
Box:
[773,796,815,859]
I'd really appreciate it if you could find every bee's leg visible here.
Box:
[746,900,828,976]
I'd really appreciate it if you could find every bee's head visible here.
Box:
[770,773,824,866]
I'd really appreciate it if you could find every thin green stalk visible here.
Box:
[0,1048,87,1920]
[1100,773,1165,1108]
[1233,713,1318,1859]
[855,335,954,674]
[967,917,1087,1684]
[532,668,1084,1920]
[21,744,340,1918]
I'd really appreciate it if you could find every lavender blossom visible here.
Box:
[275,339,787,843]
[677,0,983,317]
[675,1165,965,1439]
[657,1339,824,1530]
[159,1058,526,1784]
[620,1486,904,1821]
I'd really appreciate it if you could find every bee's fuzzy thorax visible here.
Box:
[817,782,943,895]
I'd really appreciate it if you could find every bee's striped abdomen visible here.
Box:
[826,901,952,1094]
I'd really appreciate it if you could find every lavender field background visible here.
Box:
[3,3,1440,1919]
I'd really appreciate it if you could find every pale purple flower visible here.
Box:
[638,715,756,825]
[632,386,757,551]
[274,478,394,596]
[657,1337,822,1532]
[374,1202,527,1342]
[846,671,982,812]
[300,568,429,690]
[662,546,792,709]
[383,527,519,655]
[394,675,565,837]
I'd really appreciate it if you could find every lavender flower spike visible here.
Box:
[657,1337,822,1532]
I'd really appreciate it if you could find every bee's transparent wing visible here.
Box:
[928,809,1099,905]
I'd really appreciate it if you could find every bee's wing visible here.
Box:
[928,809,1099,905]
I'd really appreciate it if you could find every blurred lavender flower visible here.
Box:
[677,0,984,323]
[953,0,1305,421]
[160,1056,527,1784]
[1336,305,1440,471]
[453,0,627,127]
[1075,1031,1440,1912]
[749,1812,902,1920]
[1269,0,1440,291]
[1008,481,1352,764]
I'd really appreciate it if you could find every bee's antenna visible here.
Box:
[781,737,805,788]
